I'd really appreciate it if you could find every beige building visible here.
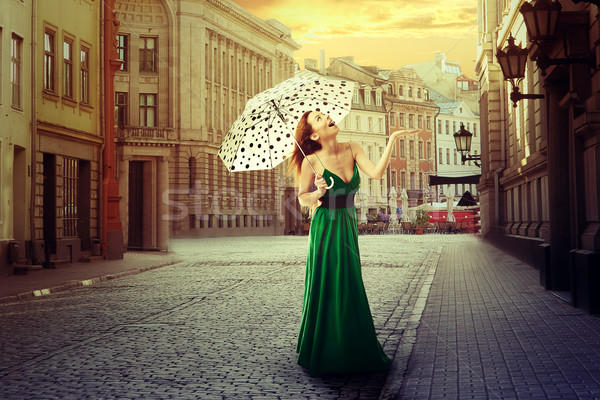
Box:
[478,0,600,313]
[114,0,298,245]
[0,0,33,274]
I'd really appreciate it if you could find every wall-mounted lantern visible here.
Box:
[453,123,480,167]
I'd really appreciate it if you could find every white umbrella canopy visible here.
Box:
[218,70,355,173]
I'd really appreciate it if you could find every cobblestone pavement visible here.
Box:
[0,235,472,399]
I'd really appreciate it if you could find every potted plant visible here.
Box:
[413,208,430,234]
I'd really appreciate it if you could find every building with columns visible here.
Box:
[478,0,600,313]
[114,0,298,246]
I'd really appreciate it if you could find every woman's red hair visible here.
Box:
[287,111,321,180]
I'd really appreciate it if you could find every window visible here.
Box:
[409,140,415,159]
[378,118,383,132]
[438,120,442,134]
[408,87,413,97]
[388,84,394,95]
[80,47,90,104]
[427,142,431,160]
[474,123,477,137]
[401,171,406,188]
[399,113,404,127]
[353,89,359,103]
[439,148,443,164]
[426,116,431,130]
[115,92,127,127]
[368,117,373,131]
[44,30,56,92]
[400,139,405,157]
[445,120,449,135]
[11,34,22,108]
[63,157,79,237]
[375,91,382,106]
[398,85,403,96]
[117,34,128,71]
[453,121,457,133]
[139,93,156,127]
[355,115,360,130]
[454,149,458,165]
[390,112,395,127]
[410,172,415,190]
[417,88,421,98]
[63,38,73,98]
[446,148,450,164]
[365,90,371,105]
[418,141,423,159]
[139,37,157,72]
[188,157,197,193]
[408,114,414,128]
[418,115,423,129]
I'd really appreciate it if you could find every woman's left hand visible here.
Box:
[389,129,419,142]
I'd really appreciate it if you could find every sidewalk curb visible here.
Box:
[0,260,183,305]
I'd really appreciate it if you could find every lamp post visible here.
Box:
[453,123,480,166]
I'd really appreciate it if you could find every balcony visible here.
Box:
[116,126,177,144]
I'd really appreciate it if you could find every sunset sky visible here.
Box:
[231,0,479,77]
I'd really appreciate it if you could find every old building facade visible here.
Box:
[0,0,33,274]
[113,0,298,245]
[386,68,438,207]
[32,0,104,265]
[478,0,600,312]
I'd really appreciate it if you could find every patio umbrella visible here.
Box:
[218,70,355,187]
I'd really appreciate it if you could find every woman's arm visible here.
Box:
[297,157,329,207]
[352,129,418,180]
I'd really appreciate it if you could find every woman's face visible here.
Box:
[307,111,338,141]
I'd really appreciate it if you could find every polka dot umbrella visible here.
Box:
[218,70,355,187]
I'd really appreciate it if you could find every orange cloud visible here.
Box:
[231,0,478,76]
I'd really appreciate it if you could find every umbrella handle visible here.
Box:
[325,176,334,190]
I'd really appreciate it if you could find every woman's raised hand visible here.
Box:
[389,129,419,142]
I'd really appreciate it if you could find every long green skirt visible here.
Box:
[296,195,391,376]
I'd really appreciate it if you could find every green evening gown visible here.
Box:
[296,163,392,376]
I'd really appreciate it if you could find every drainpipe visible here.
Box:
[29,0,38,260]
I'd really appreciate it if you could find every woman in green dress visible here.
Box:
[289,110,416,376]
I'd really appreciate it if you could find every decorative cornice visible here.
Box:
[205,0,300,50]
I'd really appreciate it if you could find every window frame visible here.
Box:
[139,93,157,127]
[11,33,23,109]
[117,34,128,71]
[62,35,75,99]
[139,36,158,73]
[44,27,57,94]
[80,45,90,104]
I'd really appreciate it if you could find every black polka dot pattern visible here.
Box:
[218,70,355,172]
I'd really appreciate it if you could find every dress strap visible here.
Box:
[313,152,327,171]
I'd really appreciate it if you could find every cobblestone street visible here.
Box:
[0,235,461,399]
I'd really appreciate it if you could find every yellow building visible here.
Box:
[0,0,33,274]
[114,0,298,245]
[31,0,104,265]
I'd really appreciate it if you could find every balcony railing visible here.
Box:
[117,126,175,141]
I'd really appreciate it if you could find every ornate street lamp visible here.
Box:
[520,0,562,42]
[453,123,480,166]
[517,0,595,76]
[496,36,545,107]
